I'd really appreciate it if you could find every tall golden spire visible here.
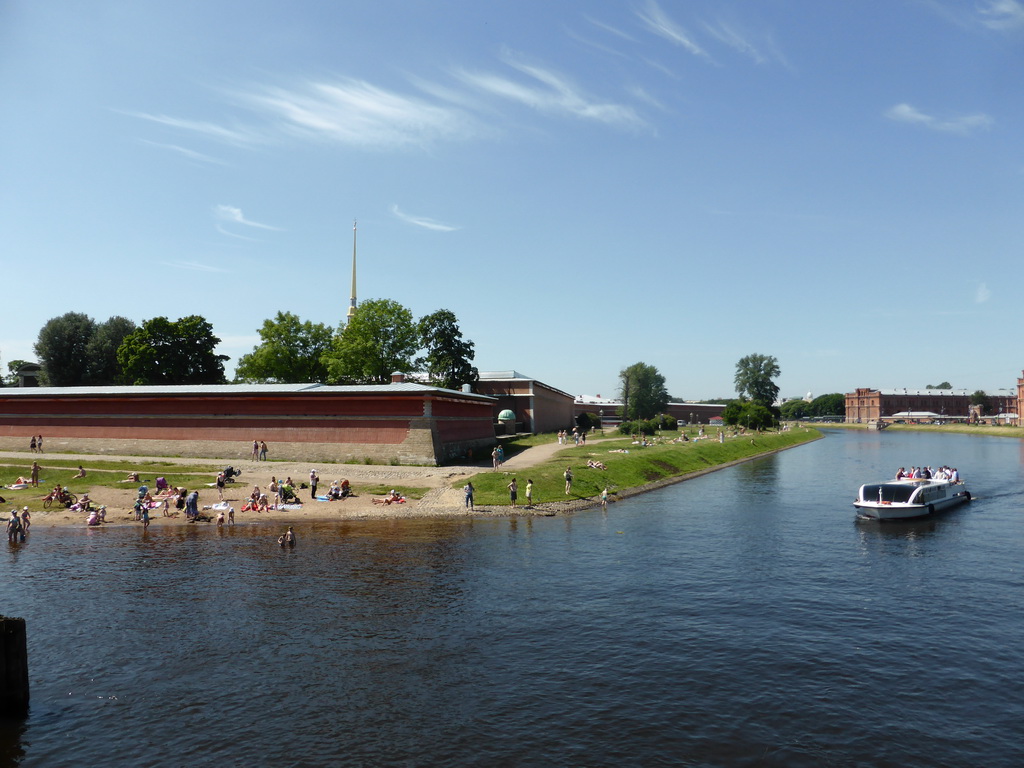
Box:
[347,220,357,321]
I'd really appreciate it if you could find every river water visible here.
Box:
[2,428,1023,767]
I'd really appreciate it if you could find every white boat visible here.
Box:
[854,478,971,520]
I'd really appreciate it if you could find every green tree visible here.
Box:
[808,393,845,418]
[723,401,775,430]
[926,381,953,389]
[86,316,137,385]
[34,311,97,386]
[780,399,810,420]
[969,390,990,415]
[235,311,333,384]
[416,309,477,390]
[618,362,669,420]
[322,299,419,384]
[734,353,781,407]
[117,315,228,385]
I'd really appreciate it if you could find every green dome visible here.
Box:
[498,409,516,421]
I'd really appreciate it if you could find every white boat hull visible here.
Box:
[854,479,971,520]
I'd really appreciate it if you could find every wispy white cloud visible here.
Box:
[214,205,283,231]
[635,0,710,60]
[237,79,478,149]
[124,111,262,146]
[977,0,1024,29]
[391,204,460,232]
[138,139,226,165]
[702,21,767,65]
[161,260,230,273]
[975,282,992,303]
[456,50,646,130]
[215,225,260,242]
[585,14,639,43]
[885,103,994,135]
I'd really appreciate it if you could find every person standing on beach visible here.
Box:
[259,441,268,461]
[30,461,40,487]
[464,482,474,510]
[525,479,533,507]
[309,469,319,500]
[251,440,259,461]
[216,472,225,501]
[564,466,573,495]
[508,478,518,507]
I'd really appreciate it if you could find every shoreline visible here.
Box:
[6,433,822,530]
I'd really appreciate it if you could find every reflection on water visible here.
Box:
[2,429,1024,766]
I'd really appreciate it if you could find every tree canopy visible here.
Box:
[969,390,990,414]
[734,354,781,407]
[87,316,137,385]
[117,315,228,385]
[618,362,669,420]
[34,311,97,386]
[926,381,953,389]
[322,298,419,384]
[723,400,775,430]
[416,309,478,390]
[235,311,333,384]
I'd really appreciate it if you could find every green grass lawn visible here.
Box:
[461,428,821,506]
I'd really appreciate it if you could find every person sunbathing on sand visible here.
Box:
[373,490,404,505]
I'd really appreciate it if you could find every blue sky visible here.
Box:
[2,0,1022,400]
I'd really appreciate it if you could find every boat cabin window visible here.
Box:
[863,484,916,503]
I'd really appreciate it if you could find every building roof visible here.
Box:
[477,371,574,400]
[0,382,495,401]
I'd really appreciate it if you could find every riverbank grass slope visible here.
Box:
[461,428,821,507]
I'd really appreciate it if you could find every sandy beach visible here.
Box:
[6,439,587,529]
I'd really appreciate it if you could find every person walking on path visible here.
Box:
[36,435,43,453]
[251,440,259,461]
[491,447,499,471]
[29,436,36,453]
[508,478,518,508]
[259,441,268,461]
[463,482,475,510]
[525,479,533,507]
[564,466,573,495]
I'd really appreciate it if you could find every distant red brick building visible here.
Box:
[574,395,725,425]
[0,380,496,465]
[845,387,1017,425]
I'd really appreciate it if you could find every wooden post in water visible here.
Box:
[0,616,29,717]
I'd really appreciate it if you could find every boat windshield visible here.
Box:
[862,484,917,503]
